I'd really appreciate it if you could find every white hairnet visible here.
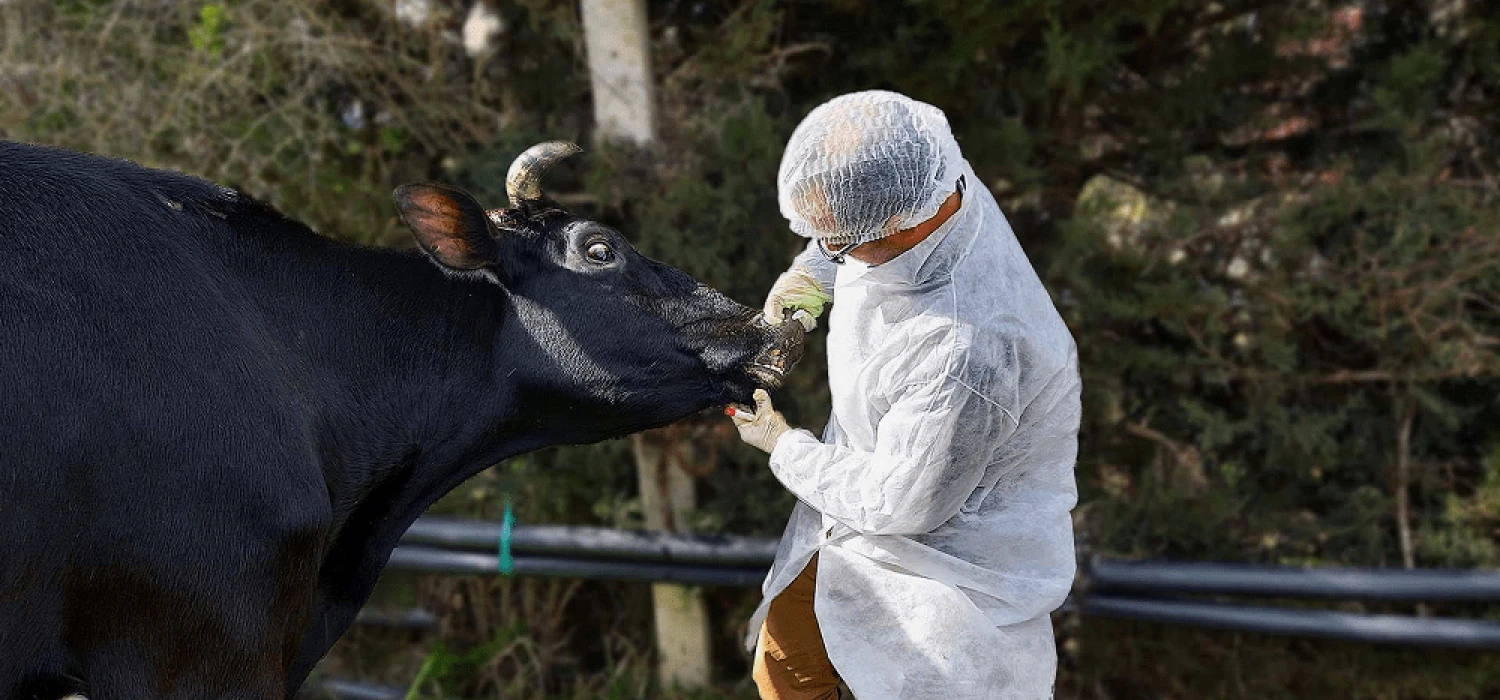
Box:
[777,90,965,246]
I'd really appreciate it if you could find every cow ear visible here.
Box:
[394,184,498,271]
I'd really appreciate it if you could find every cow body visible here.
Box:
[0,142,800,698]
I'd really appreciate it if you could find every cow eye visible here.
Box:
[585,241,614,264]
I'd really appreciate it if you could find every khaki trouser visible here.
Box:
[753,555,842,700]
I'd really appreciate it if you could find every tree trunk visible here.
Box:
[579,0,655,146]
[629,431,713,689]
[580,2,707,681]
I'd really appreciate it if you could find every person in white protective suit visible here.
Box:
[728,91,1081,700]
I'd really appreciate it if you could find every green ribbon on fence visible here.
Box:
[498,495,515,575]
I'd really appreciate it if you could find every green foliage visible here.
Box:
[405,628,526,700]
[188,4,229,57]
[1427,446,1500,567]
[0,0,589,246]
[1062,153,1500,564]
[1375,45,1447,121]
[1063,618,1500,699]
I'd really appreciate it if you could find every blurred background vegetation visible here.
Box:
[5,0,1500,697]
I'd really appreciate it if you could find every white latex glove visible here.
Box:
[726,389,792,454]
[762,267,828,332]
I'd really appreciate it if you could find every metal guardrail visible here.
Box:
[388,544,768,587]
[1084,557,1500,602]
[1080,595,1500,649]
[353,607,439,631]
[403,516,779,566]
[306,678,408,700]
[311,516,1500,699]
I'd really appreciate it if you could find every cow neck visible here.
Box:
[269,236,607,687]
[251,240,554,551]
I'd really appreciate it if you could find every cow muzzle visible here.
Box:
[745,314,807,390]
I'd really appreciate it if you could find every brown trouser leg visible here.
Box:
[753,554,841,700]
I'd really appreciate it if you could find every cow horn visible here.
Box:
[506,141,582,206]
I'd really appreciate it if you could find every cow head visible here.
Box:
[393,142,804,437]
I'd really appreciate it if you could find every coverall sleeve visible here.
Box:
[791,239,839,297]
[767,369,1017,536]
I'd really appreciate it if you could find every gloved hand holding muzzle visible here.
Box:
[762,266,827,332]
[726,389,791,454]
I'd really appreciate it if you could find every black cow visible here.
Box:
[0,140,803,699]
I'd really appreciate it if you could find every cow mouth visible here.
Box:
[745,315,807,390]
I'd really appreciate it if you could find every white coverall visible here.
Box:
[747,162,1081,700]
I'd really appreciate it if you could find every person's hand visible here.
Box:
[726,389,791,454]
[762,267,828,331]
